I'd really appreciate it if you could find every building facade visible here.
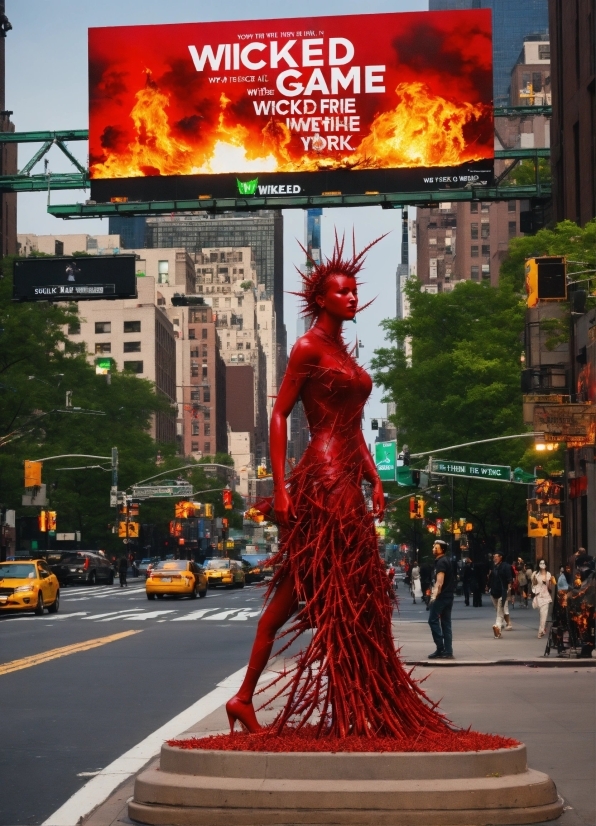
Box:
[549,0,596,226]
[17,233,122,257]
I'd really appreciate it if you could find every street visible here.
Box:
[0,579,266,826]
[2,580,595,826]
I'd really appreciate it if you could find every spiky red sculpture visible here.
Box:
[226,234,449,740]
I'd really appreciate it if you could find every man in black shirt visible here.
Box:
[488,552,513,638]
[427,540,455,659]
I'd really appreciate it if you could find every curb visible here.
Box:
[405,658,595,668]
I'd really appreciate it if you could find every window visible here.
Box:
[95,342,111,354]
[481,202,490,213]
[54,240,64,256]
[124,361,143,373]
[201,328,208,339]
[532,72,543,94]
[260,305,266,312]
[481,245,490,257]
[203,388,211,403]
[157,260,169,284]
[238,353,245,362]
[471,245,479,258]
[213,298,219,308]
[123,341,141,353]
[204,423,211,436]
[204,442,211,454]
[429,237,437,245]
[95,322,111,334]
[538,44,550,61]
[203,409,210,420]
[238,342,244,350]
[202,346,208,357]
[470,223,479,240]
[481,222,490,239]
[124,321,141,333]
[191,422,200,436]
[245,341,251,349]
[508,200,516,212]
[191,442,199,452]
[190,348,199,358]
[188,328,196,339]
[191,364,199,378]
[86,237,98,251]
[470,203,478,213]
[68,322,80,335]
[202,365,208,379]
[482,264,490,279]
[225,297,231,307]
[508,221,517,237]
[191,389,200,401]
[471,265,479,281]
[237,296,243,307]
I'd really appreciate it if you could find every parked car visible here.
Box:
[47,551,114,586]
[137,558,153,578]
[146,560,207,600]
[0,559,60,615]
[241,554,274,584]
[204,558,245,589]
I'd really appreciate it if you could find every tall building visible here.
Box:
[549,0,596,226]
[108,216,148,249]
[145,211,284,335]
[429,1,549,105]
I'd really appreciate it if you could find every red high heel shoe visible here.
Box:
[226,696,262,733]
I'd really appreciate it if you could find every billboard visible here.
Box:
[13,255,138,302]
[88,10,493,202]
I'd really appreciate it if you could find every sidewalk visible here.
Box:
[75,598,595,826]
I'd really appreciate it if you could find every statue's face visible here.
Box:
[316,274,358,320]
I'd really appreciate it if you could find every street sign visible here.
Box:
[533,403,595,447]
[375,441,397,482]
[132,484,193,499]
[431,459,511,482]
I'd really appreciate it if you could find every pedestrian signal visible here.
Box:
[47,511,57,531]
[38,510,48,532]
[24,460,42,487]
[118,522,128,538]
[409,497,424,519]
[223,489,233,510]
[128,522,140,538]
[222,517,229,529]
[204,503,213,518]
[129,500,140,517]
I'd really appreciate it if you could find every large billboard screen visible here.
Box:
[89,10,493,202]
[13,255,138,302]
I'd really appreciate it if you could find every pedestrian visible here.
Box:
[410,562,422,604]
[516,558,529,607]
[427,540,455,659]
[420,561,433,609]
[461,558,472,606]
[471,560,486,607]
[487,552,513,637]
[557,566,569,591]
[531,558,554,637]
[118,555,128,588]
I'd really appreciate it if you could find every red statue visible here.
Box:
[226,235,447,739]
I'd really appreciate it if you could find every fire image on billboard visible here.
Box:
[89,10,493,201]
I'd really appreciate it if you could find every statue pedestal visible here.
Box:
[129,742,563,825]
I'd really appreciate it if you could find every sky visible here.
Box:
[8,0,429,447]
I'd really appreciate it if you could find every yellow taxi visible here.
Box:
[0,559,60,616]
[204,558,245,589]
[146,560,207,600]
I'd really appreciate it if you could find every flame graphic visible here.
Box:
[91,76,491,179]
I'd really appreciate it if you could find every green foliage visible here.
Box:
[503,158,551,187]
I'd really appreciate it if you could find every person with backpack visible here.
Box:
[488,552,513,637]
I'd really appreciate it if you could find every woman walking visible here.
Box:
[516,560,528,607]
[531,559,554,637]
[410,562,422,604]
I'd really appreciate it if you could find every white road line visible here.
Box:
[229,609,261,621]
[170,608,219,622]
[43,612,89,621]
[41,666,247,826]
[123,610,177,621]
[203,609,242,621]
[83,609,145,621]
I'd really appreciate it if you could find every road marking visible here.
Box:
[123,610,177,621]
[43,612,89,621]
[229,609,261,621]
[42,666,248,826]
[0,631,141,677]
[203,608,242,620]
[170,608,219,621]
[83,609,144,620]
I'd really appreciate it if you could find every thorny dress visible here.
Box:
[264,330,447,739]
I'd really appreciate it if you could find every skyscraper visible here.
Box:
[429,0,549,104]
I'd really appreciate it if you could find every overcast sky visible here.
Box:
[8,0,428,446]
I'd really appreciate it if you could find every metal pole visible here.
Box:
[111,447,118,508]
[411,432,543,459]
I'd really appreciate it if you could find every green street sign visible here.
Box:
[431,459,511,482]
[375,441,397,482]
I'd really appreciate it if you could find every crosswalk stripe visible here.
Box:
[43,612,88,621]
[229,609,261,621]
[203,609,242,621]
[170,608,219,622]
[123,610,177,621]
[83,609,145,620]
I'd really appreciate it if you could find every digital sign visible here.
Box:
[13,255,138,302]
[88,10,494,202]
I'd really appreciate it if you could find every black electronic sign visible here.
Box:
[12,255,138,302]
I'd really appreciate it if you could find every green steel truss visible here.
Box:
[0,112,552,213]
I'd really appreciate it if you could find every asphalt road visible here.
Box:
[0,577,267,826]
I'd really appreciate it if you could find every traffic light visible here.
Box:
[38,510,48,532]
[118,521,128,538]
[222,517,229,529]
[24,460,42,487]
[129,500,140,518]
[204,503,214,519]
[223,489,233,510]
[416,497,424,519]
[409,497,424,519]
[525,257,567,308]
[128,522,140,538]
[175,501,196,518]
[47,511,57,531]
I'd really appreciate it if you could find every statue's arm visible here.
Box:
[358,430,385,520]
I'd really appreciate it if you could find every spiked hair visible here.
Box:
[293,230,387,318]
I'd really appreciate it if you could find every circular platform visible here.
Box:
[129,742,563,825]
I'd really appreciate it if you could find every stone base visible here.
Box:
[129,743,563,826]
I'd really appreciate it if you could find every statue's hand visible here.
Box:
[274,487,296,528]
[372,480,385,521]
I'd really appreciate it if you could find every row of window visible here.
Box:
[191,422,211,436]
[471,245,491,258]
[190,347,209,358]
[188,327,209,340]
[95,342,141,354]
[470,265,490,281]
[191,365,209,378]
[191,442,211,453]
[190,388,211,403]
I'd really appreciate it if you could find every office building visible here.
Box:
[549,0,596,226]
[108,216,148,249]
[429,1,549,105]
